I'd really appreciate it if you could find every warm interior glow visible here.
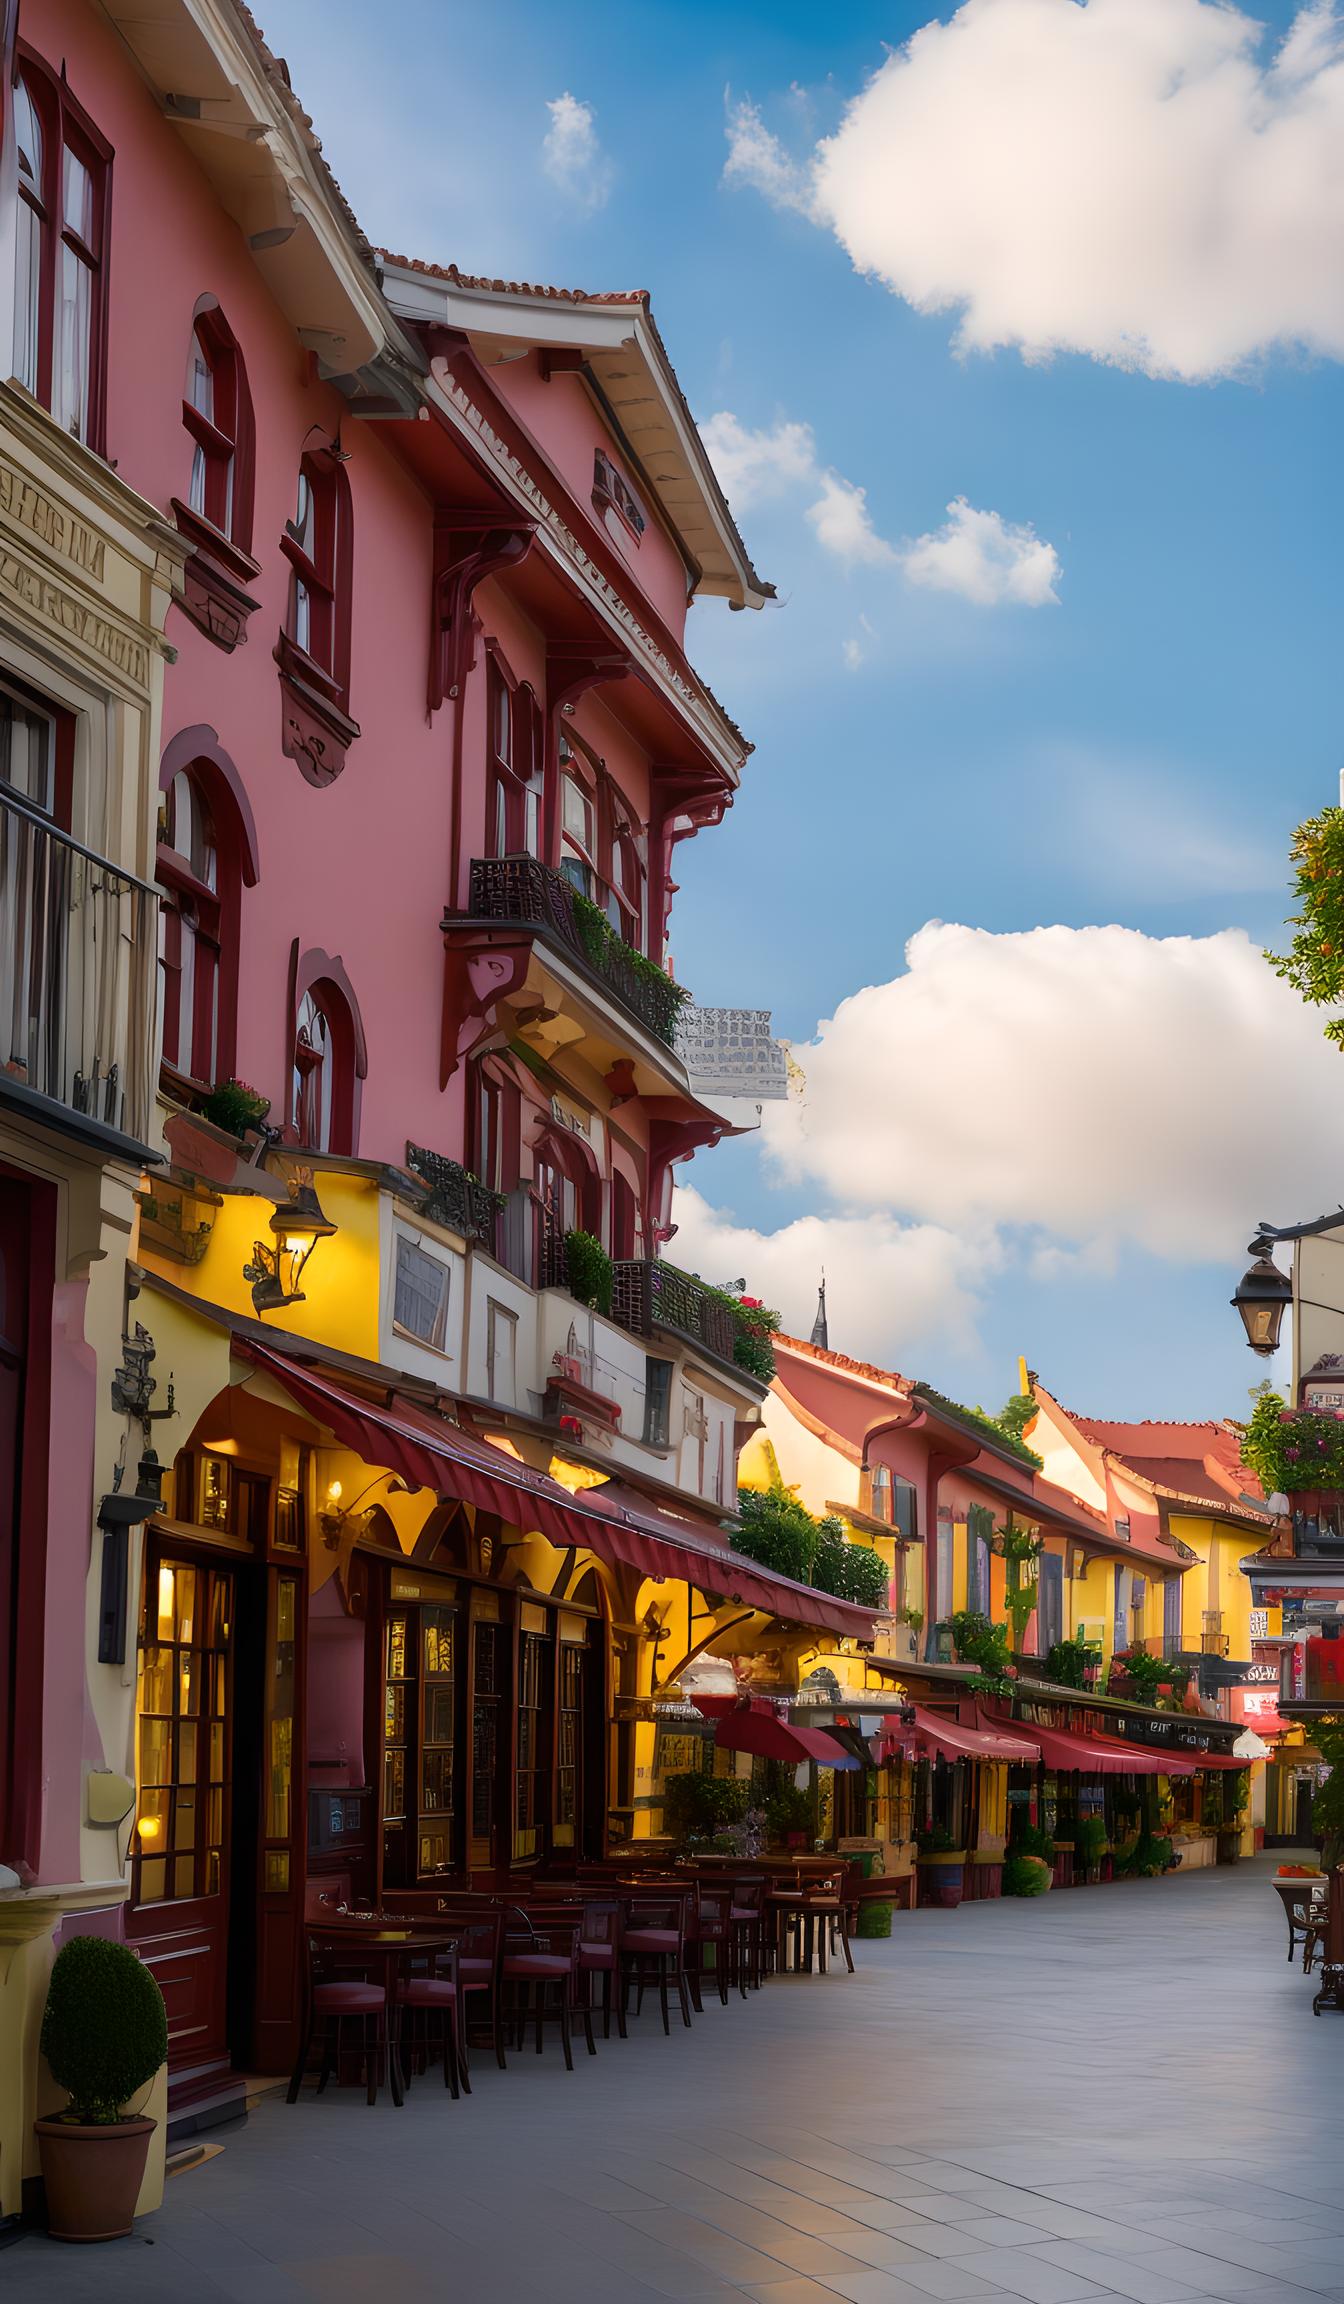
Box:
[138,1817,161,1841]
[326,1479,343,1504]
[156,1565,175,1640]
[282,1234,309,1255]
[548,1455,611,1496]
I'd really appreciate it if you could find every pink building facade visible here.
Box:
[0,0,845,2206]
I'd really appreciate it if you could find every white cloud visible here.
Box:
[670,1187,995,1366]
[754,922,1344,1263]
[842,635,864,671]
[701,411,1057,594]
[542,93,612,210]
[697,412,818,510]
[806,470,897,567]
[902,498,1061,606]
[728,0,1344,383]
[722,96,818,217]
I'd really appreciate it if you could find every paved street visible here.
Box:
[6,1859,1342,2304]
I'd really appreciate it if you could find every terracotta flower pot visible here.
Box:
[35,2115,155,2242]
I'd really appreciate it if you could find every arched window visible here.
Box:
[278,450,357,785]
[182,302,253,548]
[604,798,645,952]
[156,733,258,1092]
[486,655,542,858]
[286,953,365,1154]
[559,740,598,899]
[10,56,110,448]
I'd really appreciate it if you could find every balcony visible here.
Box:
[0,788,157,1153]
[405,1144,502,1247]
[611,1258,740,1374]
[466,856,686,1050]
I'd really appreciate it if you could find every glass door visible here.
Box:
[418,1605,456,1875]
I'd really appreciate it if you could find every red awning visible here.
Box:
[1192,1750,1250,1771]
[696,1697,861,1769]
[238,1342,875,1642]
[1020,1720,1195,1777]
[876,1706,1040,1766]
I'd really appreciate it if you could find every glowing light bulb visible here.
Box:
[326,1480,343,1504]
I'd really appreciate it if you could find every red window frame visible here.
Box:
[285,950,366,1156]
[12,46,112,453]
[281,450,352,705]
[182,299,254,550]
[485,650,543,859]
[155,750,254,1093]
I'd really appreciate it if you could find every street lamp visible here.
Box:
[1231,1237,1291,1357]
[244,1172,336,1315]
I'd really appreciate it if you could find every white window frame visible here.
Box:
[392,1229,452,1353]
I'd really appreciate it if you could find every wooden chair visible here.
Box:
[397,1941,461,2097]
[620,1895,692,2034]
[434,1900,505,2078]
[690,1884,732,2010]
[286,1930,398,2108]
[578,1898,625,2040]
[729,1875,768,1996]
[502,1913,586,2069]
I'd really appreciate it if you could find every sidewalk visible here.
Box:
[6,1859,1342,2304]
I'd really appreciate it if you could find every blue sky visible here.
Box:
[262,0,1344,1425]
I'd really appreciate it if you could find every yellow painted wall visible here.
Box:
[137,1169,381,1363]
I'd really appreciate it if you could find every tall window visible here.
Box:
[287,963,363,1154]
[486,661,542,858]
[182,304,251,544]
[1163,1576,1182,1655]
[1037,1553,1064,1657]
[967,1503,994,1613]
[559,759,598,899]
[605,803,645,952]
[157,769,221,1087]
[11,58,109,448]
[292,988,336,1150]
[0,679,61,817]
[867,1465,893,1524]
[611,1171,637,1261]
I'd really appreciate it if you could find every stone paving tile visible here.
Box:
[10,1856,1344,2304]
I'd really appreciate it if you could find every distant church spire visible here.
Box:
[810,1273,829,1351]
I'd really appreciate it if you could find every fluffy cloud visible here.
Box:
[542,93,612,210]
[697,413,817,510]
[903,498,1061,606]
[701,412,1056,594]
[670,1187,996,1366]
[750,923,1344,1266]
[726,0,1344,382]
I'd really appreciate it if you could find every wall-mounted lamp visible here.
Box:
[96,1451,167,1666]
[319,1472,410,1550]
[244,1172,336,1315]
[1231,1236,1291,1357]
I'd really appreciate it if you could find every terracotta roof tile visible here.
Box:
[773,1331,914,1394]
[376,254,649,305]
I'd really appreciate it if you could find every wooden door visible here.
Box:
[126,1549,234,2106]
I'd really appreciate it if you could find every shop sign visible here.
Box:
[1007,1788,1032,1805]
[1249,1609,1269,1640]
[1113,1713,1214,1754]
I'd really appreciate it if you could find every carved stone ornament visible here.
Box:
[439,929,534,1087]
[170,499,262,653]
[275,629,360,787]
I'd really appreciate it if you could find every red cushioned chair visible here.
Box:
[432,1901,505,2079]
[620,1895,692,2034]
[397,1941,462,2096]
[578,1898,625,2040]
[287,1931,397,2107]
[690,1884,733,2009]
[502,1914,584,2070]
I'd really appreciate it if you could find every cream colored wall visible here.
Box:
[758,1389,857,1516]
[1295,1229,1344,1390]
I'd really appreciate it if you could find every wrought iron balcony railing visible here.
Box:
[405,1144,503,1247]
[466,856,686,1049]
[610,1258,738,1369]
[0,787,157,1148]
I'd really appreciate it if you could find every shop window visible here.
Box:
[555,1633,585,1850]
[514,1617,549,1861]
[485,1299,517,1406]
[132,1558,232,1905]
[0,676,66,819]
[419,1606,456,1874]
[12,54,110,449]
[182,301,253,547]
[393,1233,451,1351]
[643,1357,672,1447]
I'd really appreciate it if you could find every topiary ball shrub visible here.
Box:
[41,1937,168,2124]
[1003,1854,1052,1898]
[856,1901,893,1938]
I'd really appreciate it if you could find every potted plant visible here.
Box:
[915,1823,967,1907]
[1075,1815,1109,1883]
[856,1899,894,1939]
[765,1783,815,1850]
[661,1771,749,1844]
[36,1936,167,2242]
[1003,1852,1052,1897]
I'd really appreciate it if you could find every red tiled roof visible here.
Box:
[376,255,649,305]
[773,1332,914,1395]
[1069,1415,1273,1524]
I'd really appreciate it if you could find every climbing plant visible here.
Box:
[1266,806,1344,1046]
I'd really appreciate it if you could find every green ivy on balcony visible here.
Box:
[734,1484,890,1608]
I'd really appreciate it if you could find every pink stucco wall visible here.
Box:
[24,0,713,1181]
